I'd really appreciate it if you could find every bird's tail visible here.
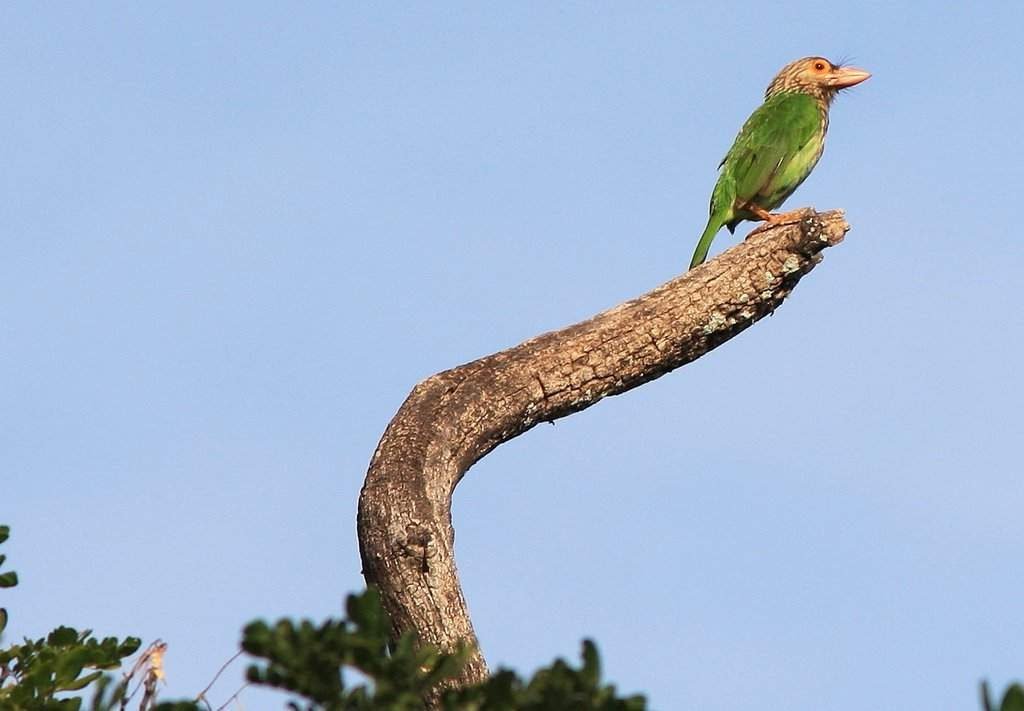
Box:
[689,217,722,270]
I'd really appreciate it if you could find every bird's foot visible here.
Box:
[745,208,812,239]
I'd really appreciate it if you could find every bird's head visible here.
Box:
[765,57,871,105]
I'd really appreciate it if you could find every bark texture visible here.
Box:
[357,208,849,698]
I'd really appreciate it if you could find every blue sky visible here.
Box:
[3,3,1022,709]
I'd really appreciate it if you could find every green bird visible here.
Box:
[689,56,870,269]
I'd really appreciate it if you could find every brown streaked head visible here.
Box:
[765,57,871,104]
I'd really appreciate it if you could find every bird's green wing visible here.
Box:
[720,92,824,214]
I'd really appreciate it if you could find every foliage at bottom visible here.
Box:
[241,588,644,710]
[2,524,1022,710]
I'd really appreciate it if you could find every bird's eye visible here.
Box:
[813,61,827,72]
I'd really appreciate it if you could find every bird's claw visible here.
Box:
[745,209,811,239]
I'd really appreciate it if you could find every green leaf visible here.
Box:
[55,646,97,686]
[241,621,271,655]
[118,637,142,657]
[47,625,81,646]
[346,588,390,639]
[61,669,103,691]
[0,525,9,544]
[0,608,7,635]
[0,571,17,588]
[580,639,601,686]
[1002,684,1024,711]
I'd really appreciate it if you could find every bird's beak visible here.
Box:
[828,66,871,89]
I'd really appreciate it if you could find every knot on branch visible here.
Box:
[399,523,435,574]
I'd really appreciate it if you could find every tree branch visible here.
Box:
[357,208,849,699]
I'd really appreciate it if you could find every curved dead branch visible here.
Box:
[357,208,850,698]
